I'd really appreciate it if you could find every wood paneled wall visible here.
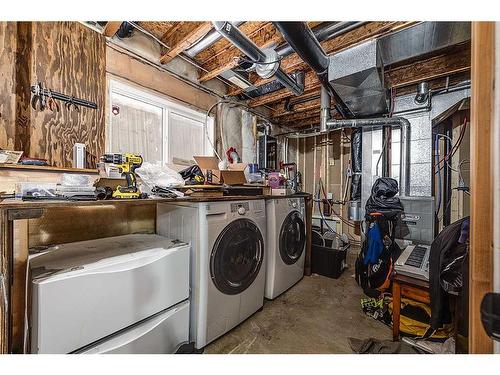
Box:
[29,22,106,168]
[0,22,17,150]
[0,22,106,168]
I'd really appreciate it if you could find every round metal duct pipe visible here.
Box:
[213,21,304,96]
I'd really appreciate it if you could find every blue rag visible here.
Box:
[364,223,384,265]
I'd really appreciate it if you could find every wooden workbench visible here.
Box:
[0,193,312,354]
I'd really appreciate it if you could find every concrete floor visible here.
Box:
[205,252,392,354]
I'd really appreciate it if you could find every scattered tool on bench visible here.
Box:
[100,153,144,199]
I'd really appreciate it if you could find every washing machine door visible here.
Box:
[279,211,306,265]
[210,219,264,295]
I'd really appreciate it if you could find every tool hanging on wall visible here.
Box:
[46,89,60,112]
[30,82,98,112]
[31,82,46,111]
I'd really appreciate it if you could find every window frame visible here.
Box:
[108,78,214,165]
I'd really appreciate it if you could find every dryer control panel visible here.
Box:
[230,202,249,214]
[287,198,304,209]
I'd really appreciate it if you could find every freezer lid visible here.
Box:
[30,234,188,281]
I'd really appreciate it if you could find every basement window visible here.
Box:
[108,79,214,167]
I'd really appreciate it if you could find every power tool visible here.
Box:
[101,153,143,199]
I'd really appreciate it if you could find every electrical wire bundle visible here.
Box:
[434,116,469,220]
[435,116,468,173]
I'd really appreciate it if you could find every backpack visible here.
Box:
[355,217,401,297]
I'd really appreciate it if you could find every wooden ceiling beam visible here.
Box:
[284,116,321,129]
[198,22,321,83]
[277,109,321,123]
[103,22,123,37]
[249,71,321,108]
[138,21,178,40]
[160,22,213,64]
[385,43,471,88]
[229,21,416,96]
[394,70,470,97]
[272,98,321,119]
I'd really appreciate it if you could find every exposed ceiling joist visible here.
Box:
[229,21,416,96]
[103,22,123,37]
[160,22,213,64]
[249,71,321,107]
[385,43,471,88]
[138,21,179,40]
[277,109,321,123]
[286,116,321,128]
[272,98,321,119]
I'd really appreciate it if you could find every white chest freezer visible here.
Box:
[30,234,190,354]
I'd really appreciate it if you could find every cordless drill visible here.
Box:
[101,153,143,199]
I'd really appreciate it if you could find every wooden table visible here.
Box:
[392,273,430,341]
[0,193,312,353]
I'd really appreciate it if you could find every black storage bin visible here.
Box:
[311,230,349,279]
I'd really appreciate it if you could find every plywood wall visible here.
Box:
[0,22,17,149]
[1,22,106,168]
[28,22,106,167]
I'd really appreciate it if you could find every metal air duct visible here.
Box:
[185,21,244,58]
[213,21,304,96]
[239,22,367,99]
[272,21,352,118]
[326,116,411,197]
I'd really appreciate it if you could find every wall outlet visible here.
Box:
[328,158,335,166]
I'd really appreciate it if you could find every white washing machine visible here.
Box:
[157,199,266,350]
[265,197,306,300]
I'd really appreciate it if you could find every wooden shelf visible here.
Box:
[0,195,269,210]
[0,163,98,174]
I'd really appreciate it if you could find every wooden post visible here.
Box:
[469,21,495,354]
[392,281,401,341]
[304,194,313,276]
[10,220,29,353]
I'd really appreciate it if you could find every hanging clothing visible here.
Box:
[429,216,470,330]
[364,223,384,265]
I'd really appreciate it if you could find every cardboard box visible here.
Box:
[194,156,247,186]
